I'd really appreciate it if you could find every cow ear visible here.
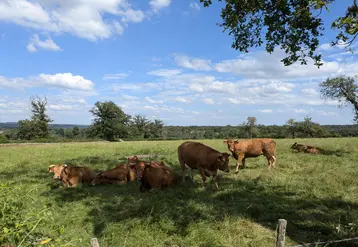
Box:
[217,155,223,161]
[223,139,228,144]
[48,165,55,172]
[234,140,239,144]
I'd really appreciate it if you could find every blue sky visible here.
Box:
[0,0,357,126]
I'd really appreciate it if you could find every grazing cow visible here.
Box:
[223,138,277,172]
[127,155,165,180]
[91,164,135,186]
[291,142,322,154]
[48,164,96,187]
[139,164,176,192]
[178,141,230,189]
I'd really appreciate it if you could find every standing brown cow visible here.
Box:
[139,164,176,192]
[178,141,230,189]
[223,138,277,172]
[91,164,135,186]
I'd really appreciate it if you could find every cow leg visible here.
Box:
[235,153,245,172]
[178,156,186,183]
[190,168,195,182]
[197,166,207,188]
[271,155,276,168]
[212,171,219,190]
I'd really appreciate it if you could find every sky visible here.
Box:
[0,0,357,126]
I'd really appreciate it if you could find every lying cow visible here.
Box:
[223,138,277,172]
[291,142,322,154]
[139,163,176,192]
[91,164,135,186]
[178,141,230,189]
[48,164,96,187]
[127,155,165,180]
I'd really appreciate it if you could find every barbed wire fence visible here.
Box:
[276,219,358,247]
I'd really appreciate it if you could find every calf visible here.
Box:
[178,141,230,189]
[224,138,277,172]
[127,155,165,180]
[91,164,135,186]
[291,142,322,154]
[139,164,176,192]
[48,164,96,187]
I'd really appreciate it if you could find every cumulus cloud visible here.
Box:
[202,98,215,104]
[0,0,149,41]
[189,2,201,11]
[149,0,171,12]
[27,34,61,52]
[0,73,94,91]
[145,96,164,104]
[174,54,212,71]
[258,109,273,113]
[148,69,181,77]
[174,96,192,103]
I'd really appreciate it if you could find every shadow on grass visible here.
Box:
[320,149,351,157]
[42,171,358,247]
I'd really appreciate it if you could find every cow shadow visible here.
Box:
[44,172,358,247]
[319,149,351,157]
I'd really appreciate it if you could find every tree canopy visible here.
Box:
[320,75,358,122]
[200,0,358,67]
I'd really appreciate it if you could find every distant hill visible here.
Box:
[0,122,89,130]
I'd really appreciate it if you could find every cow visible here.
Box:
[291,142,322,154]
[178,141,230,189]
[91,164,135,186]
[127,155,165,180]
[223,138,277,172]
[48,164,96,187]
[139,164,176,192]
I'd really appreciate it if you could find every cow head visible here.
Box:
[290,142,298,149]
[91,171,104,186]
[127,155,140,165]
[130,161,146,180]
[48,164,67,180]
[216,152,230,172]
[224,139,236,153]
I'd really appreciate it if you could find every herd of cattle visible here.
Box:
[48,139,323,191]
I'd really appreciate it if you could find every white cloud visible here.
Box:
[49,104,73,110]
[202,98,215,104]
[145,96,164,104]
[301,88,318,96]
[174,54,212,71]
[174,96,192,103]
[318,43,333,51]
[189,2,201,11]
[27,34,61,52]
[149,0,171,12]
[148,69,181,77]
[0,73,94,91]
[103,73,129,80]
[0,0,146,41]
[258,109,273,113]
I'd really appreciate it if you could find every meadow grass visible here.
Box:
[1,138,358,247]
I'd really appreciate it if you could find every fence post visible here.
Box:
[276,219,287,247]
[91,238,99,247]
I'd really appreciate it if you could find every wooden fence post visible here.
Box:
[276,219,287,247]
[91,238,99,247]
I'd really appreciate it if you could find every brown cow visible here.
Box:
[139,164,176,192]
[127,155,165,180]
[48,164,96,187]
[223,138,277,172]
[178,141,230,189]
[91,164,135,186]
[291,142,322,154]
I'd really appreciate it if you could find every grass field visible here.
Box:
[1,138,358,247]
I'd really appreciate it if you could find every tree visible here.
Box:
[285,118,298,138]
[132,114,150,138]
[319,75,358,122]
[244,116,258,139]
[200,0,358,67]
[17,96,52,140]
[72,126,80,137]
[89,101,130,141]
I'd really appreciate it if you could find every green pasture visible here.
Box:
[1,138,358,247]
